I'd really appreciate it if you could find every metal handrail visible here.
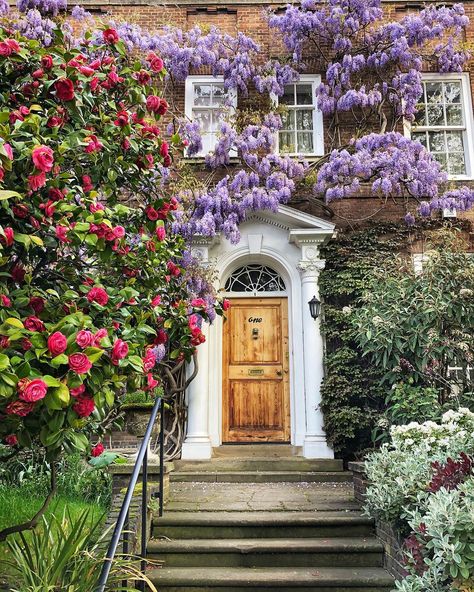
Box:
[96,397,165,592]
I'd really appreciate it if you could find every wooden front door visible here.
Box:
[222,297,290,442]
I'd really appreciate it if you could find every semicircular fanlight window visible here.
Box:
[225,264,286,293]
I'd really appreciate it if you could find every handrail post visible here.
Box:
[138,445,148,592]
[159,405,165,517]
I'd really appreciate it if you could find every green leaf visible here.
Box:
[50,353,68,367]
[89,452,119,468]
[0,190,22,201]
[43,375,62,387]
[0,353,10,371]
[50,383,70,407]
[84,347,105,363]
[5,317,24,329]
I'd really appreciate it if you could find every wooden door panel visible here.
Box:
[223,297,290,443]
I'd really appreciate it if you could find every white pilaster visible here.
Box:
[181,241,214,460]
[297,246,334,459]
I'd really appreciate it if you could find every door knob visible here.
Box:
[276,370,282,376]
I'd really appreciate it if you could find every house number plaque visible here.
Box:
[248,369,264,376]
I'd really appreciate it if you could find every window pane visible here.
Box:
[281,110,295,130]
[433,152,447,170]
[428,131,446,153]
[212,84,226,105]
[446,131,464,153]
[281,85,295,106]
[296,109,313,131]
[211,110,226,132]
[279,131,296,153]
[296,84,313,105]
[297,132,314,153]
[446,104,463,125]
[445,82,462,104]
[414,104,427,126]
[448,151,466,175]
[426,103,444,126]
[194,84,212,106]
[193,109,212,133]
[413,131,428,148]
[426,82,443,105]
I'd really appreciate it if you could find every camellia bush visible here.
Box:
[0,20,222,539]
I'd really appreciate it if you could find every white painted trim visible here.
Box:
[404,72,474,181]
[274,74,324,157]
[184,75,237,157]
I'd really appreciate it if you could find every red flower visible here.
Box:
[69,353,92,374]
[0,39,20,57]
[136,70,151,85]
[155,329,168,345]
[73,395,95,417]
[87,286,109,306]
[103,28,119,44]
[70,384,86,397]
[1,227,14,247]
[32,145,54,172]
[145,205,158,221]
[19,378,48,402]
[146,52,164,73]
[90,77,100,92]
[114,110,129,127]
[79,65,95,77]
[0,167,3,182]
[223,299,231,311]
[93,328,108,346]
[47,331,67,357]
[55,78,75,101]
[5,435,18,446]
[191,298,206,308]
[25,316,45,332]
[41,55,53,69]
[11,264,25,283]
[160,142,169,157]
[82,175,93,192]
[1,294,11,307]
[113,226,125,238]
[76,329,94,348]
[167,261,181,277]
[32,69,44,79]
[111,339,129,365]
[151,295,161,307]
[12,204,29,219]
[28,171,47,191]
[3,142,13,160]
[146,95,161,114]
[0,335,10,348]
[84,135,103,153]
[55,225,70,243]
[29,296,45,314]
[91,442,104,457]
[47,115,63,128]
[21,338,32,351]
[6,400,35,416]
[144,372,159,391]
[143,349,156,372]
[49,187,65,201]
[156,226,166,241]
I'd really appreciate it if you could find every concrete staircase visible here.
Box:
[147,447,394,591]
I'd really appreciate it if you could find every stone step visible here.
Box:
[147,566,394,591]
[171,471,353,484]
[212,445,303,458]
[147,537,384,568]
[152,512,374,539]
[173,459,344,473]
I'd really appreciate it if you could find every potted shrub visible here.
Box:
[121,389,163,438]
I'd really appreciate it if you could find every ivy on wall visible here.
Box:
[318,220,472,460]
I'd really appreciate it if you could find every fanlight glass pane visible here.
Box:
[225,265,286,293]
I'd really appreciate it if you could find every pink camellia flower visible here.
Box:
[55,78,75,101]
[69,353,92,374]
[223,299,231,311]
[41,54,53,69]
[1,294,11,307]
[0,167,4,182]
[93,328,108,347]
[111,339,129,365]
[79,65,95,77]
[90,202,104,213]
[25,316,45,332]
[87,286,109,306]
[1,227,14,247]
[19,378,48,403]
[144,372,159,391]
[0,39,20,56]
[155,329,168,345]
[103,28,119,44]
[32,145,54,172]
[47,331,67,357]
[82,175,93,192]
[55,225,70,243]
[49,187,66,202]
[76,329,94,348]
[21,338,32,351]
[6,400,35,416]
[28,171,47,191]
[32,68,44,79]
[91,442,104,457]
[191,298,206,308]
[145,206,158,221]
[11,264,25,283]
[113,226,125,239]
[73,395,95,417]
[12,204,28,219]
[156,99,168,116]
[0,335,10,348]
[136,70,151,85]
[146,52,164,73]
[3,143,13,160]
[84,135,103,153]
[151,295,161,307]
[143,348,156,372]
[160,142,169,158]
[114,110,129,127]
[155,226,166,241]
[29,296,45,314]
[70,384,86,397]
[167,261,181,277]
[5,434,18,446]
[146,95,161,114]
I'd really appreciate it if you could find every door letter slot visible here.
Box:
[252,328,259,339]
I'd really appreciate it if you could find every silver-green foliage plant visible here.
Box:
[352,231,474,404]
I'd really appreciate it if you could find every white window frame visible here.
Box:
[274,74,324,157]
[184,75,237,157]
[404,72,474,181]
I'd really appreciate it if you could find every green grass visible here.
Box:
[0,488,106,585]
